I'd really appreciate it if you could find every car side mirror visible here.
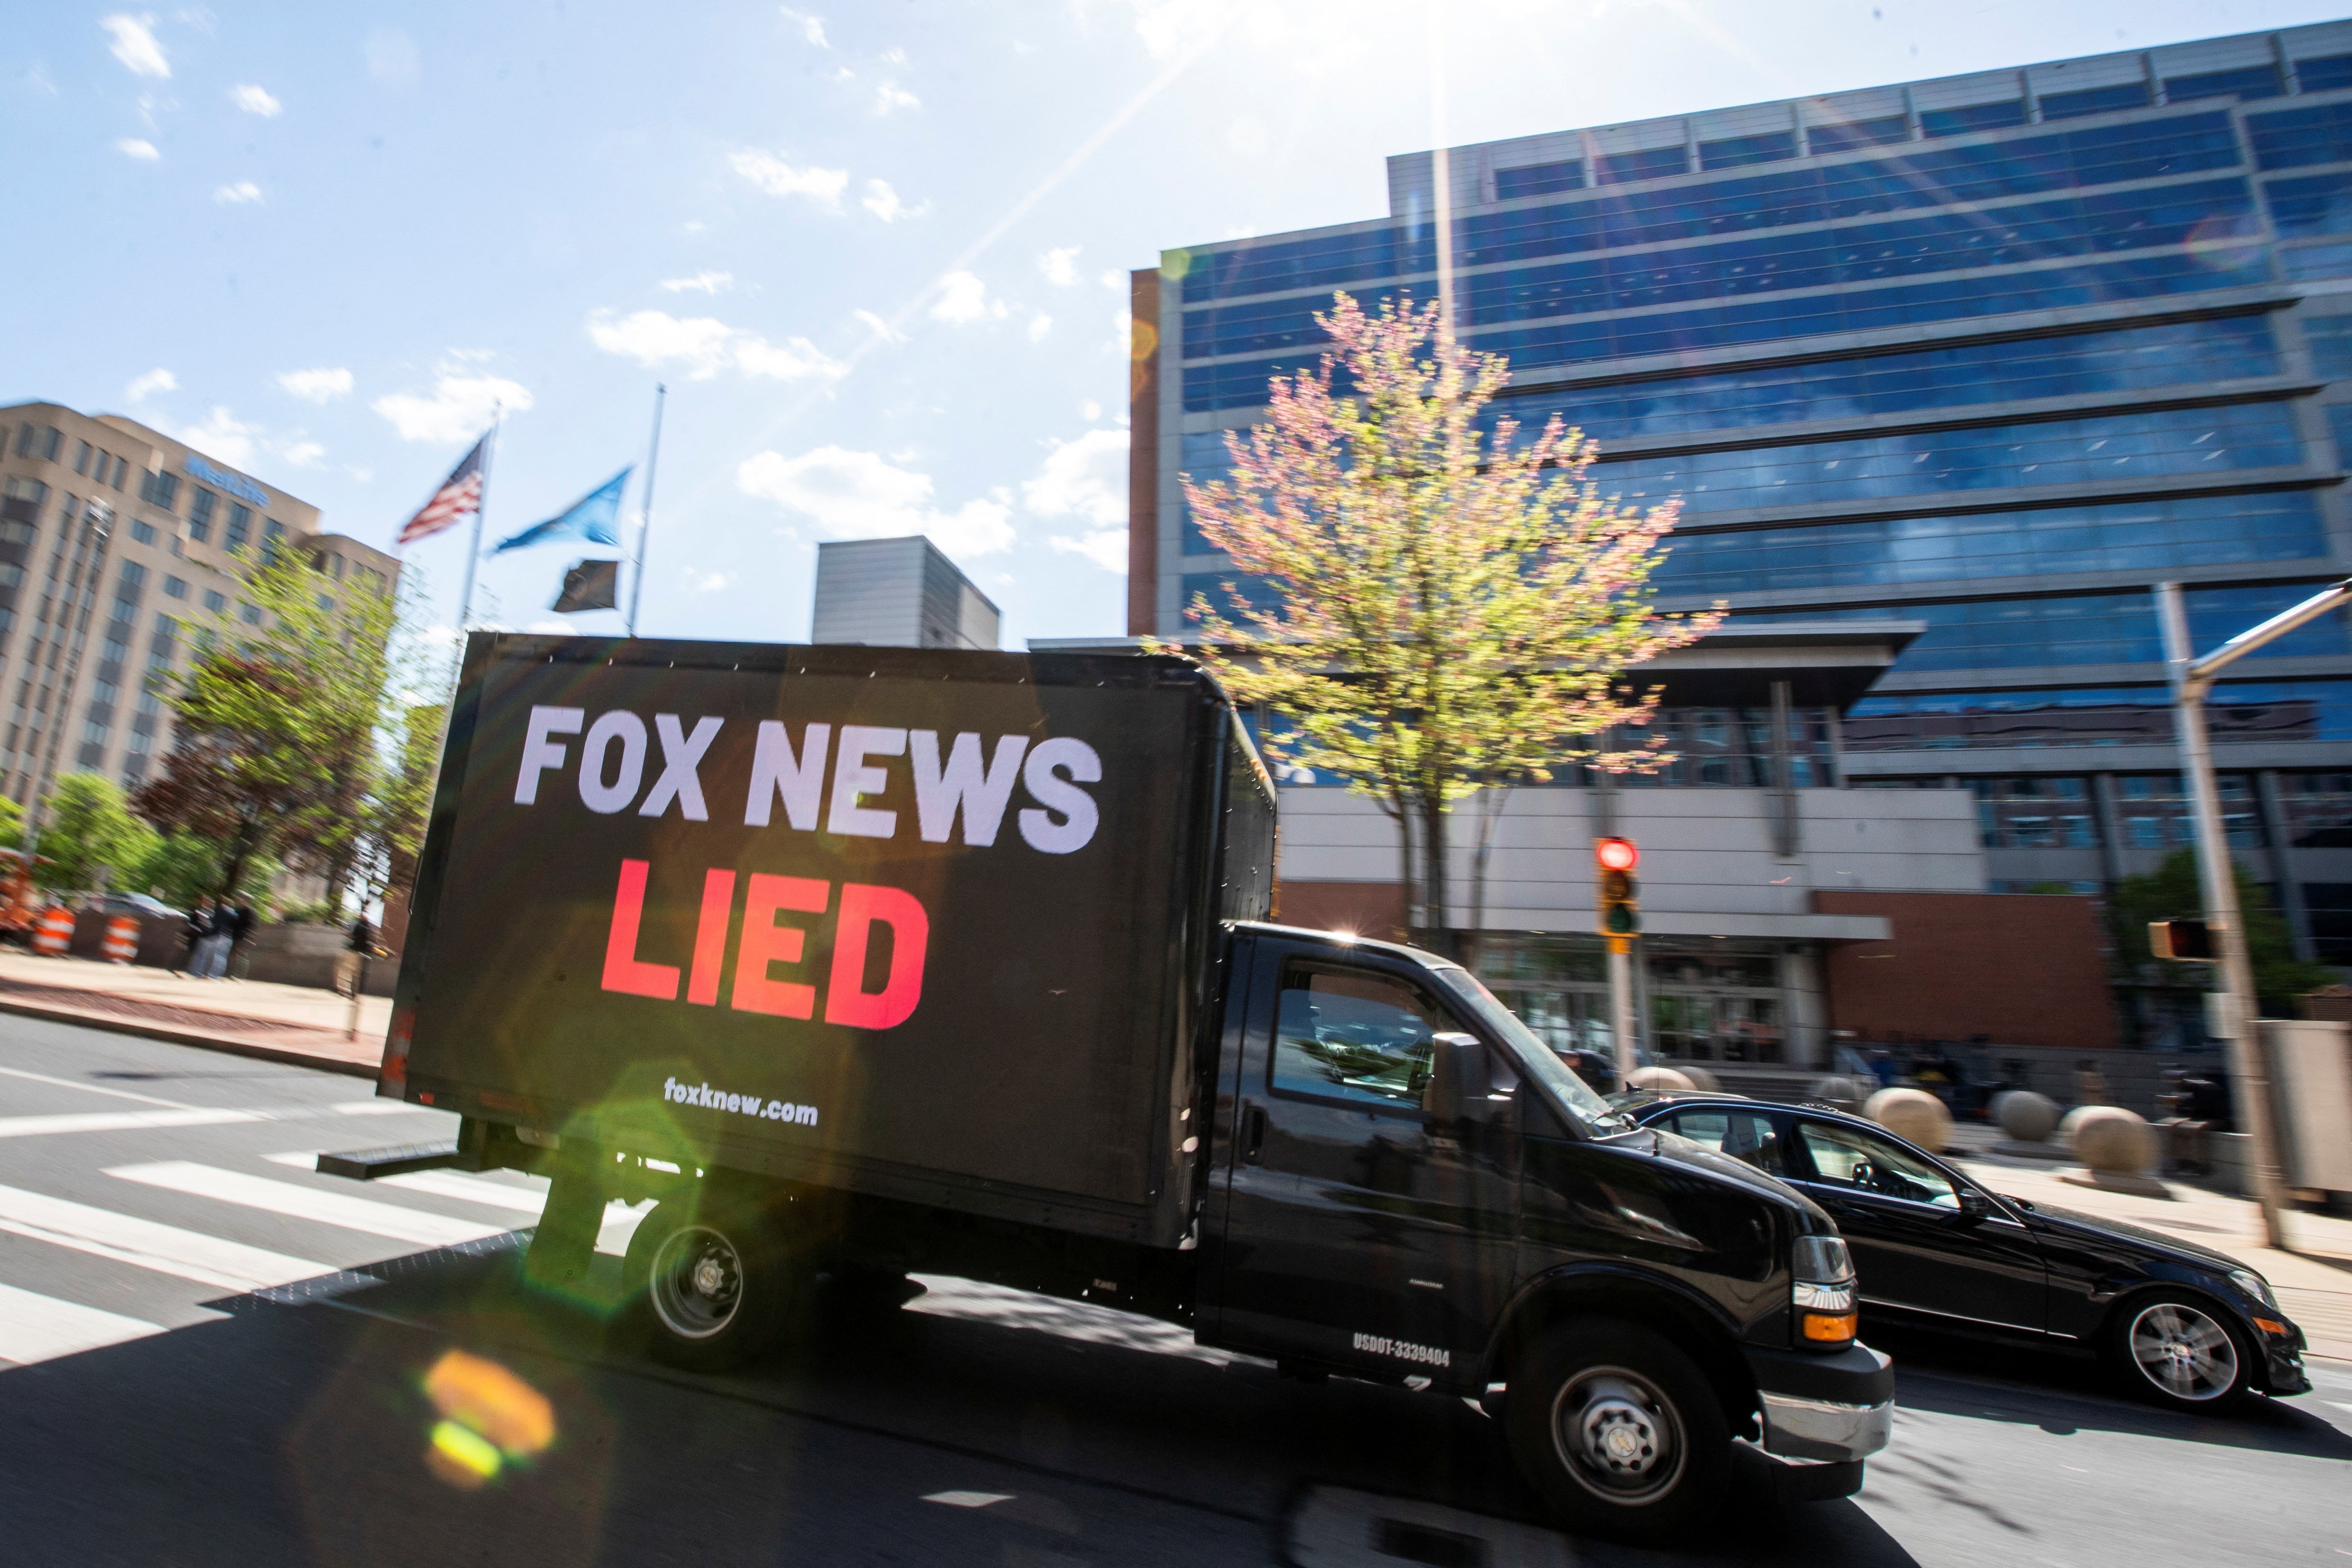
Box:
[1953,1188,1992,1225]
[1423,1032,1493,1128]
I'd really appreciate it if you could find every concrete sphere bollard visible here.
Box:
[1679,1065,1722,1093]
[1864,1086,1952,1153]
[1624,1066,1696,1094]
[1995,1089,2060,1144]
[2070,1106,2159,1175]
[2057,1105,2099,1145]
[1809,1075,1870,1111]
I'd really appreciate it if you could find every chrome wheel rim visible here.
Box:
[650,1224,745,1340]
[2128,1301,2238,1401]
[1549,1364,1686,1506]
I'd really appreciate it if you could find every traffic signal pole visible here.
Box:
[2155,577,2351,1252]
[1595,838,1642,1082]
[1608,937,1637,1084]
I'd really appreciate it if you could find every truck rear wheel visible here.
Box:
[1505,1321,1730,1543]
[621,1195,793,1372]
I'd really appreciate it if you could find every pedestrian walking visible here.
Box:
[2073,1057,2110,1108]
[223,901,256,980]
[175,900,215,978]
[336,913,375,998]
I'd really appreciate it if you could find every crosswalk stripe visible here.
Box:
[262,1153,548,1215]
[0,1065,193,1107]
[105,1162,507,1248]
[0,1281,165,1366]
[0,1108,262,1141]
[0,1182,330,1293]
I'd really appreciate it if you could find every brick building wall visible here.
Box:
[1814,890,2116,1051]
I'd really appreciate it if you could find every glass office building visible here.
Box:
[1131,22,2352,965]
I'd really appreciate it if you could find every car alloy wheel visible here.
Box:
[1550,1364,1687,1507]
[650,1224,746,1340]
[2126,1300,2239,1403]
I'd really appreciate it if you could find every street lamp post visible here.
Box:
[2155,577,2351,1252]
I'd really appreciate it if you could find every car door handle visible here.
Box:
[1242,1105,1267,1165]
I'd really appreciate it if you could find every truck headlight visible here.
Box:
[1792,1234,1857,1345]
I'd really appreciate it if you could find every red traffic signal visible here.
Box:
[1595,837,1639,873]
[1594,837,1641,938]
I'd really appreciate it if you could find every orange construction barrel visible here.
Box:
[32,906,75,956]
[102,914,139,965]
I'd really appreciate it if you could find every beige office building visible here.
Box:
[0,400,399,810]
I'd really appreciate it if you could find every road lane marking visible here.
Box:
[0,1065,195,1107]
[104,1162,506,1248]
[0,1281,165,1366]
[331,1102,427,1116]
[0,1182,331,1292]
[0,1108,263,1140]
[263,1154,548,1214]
[923,1492,1014,1508]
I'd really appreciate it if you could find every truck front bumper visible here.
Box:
[1744,1343,1896,1464]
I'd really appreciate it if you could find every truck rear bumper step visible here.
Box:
[316,1142,463,1180]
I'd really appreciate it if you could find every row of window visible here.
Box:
[1184,176,2259,360]
[1183,111,2245,304]
[1240,706,1838,789]
[1843,679,2352,749]
[1182,247,2272,408]
[1646,489,2322,596]
[1860,770,2352,853]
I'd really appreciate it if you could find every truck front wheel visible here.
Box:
[622,1195,793,1372]
[1505,1321,1730,1543]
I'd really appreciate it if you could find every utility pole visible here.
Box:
[628,384,666,640]
[2155,577,2350,1252]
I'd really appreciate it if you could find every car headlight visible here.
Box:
[2228,1268,2278,1312]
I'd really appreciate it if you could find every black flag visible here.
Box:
[553,558,620,613]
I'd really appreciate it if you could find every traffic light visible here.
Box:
[1594,837,1640,939]
[2149,918,2214,962]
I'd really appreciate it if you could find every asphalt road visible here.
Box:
[0,1016,2347,1567]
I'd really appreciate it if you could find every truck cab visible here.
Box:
[1195,922,1891,1537]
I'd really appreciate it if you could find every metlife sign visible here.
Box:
[182,454,269,509]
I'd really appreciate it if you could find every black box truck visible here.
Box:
[366,633,1891,1541]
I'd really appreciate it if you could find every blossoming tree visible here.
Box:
[1171,292,1718,951]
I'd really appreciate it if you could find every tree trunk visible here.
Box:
[1416,785,1459,961]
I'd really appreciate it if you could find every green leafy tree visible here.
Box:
[34,773,160,891]
[133,545,426,907]
[129,828,276,911]
[1169,293,1716,946]
[2112,848,2332,1012]
[0,793,21,851]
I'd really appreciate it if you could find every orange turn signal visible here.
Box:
[2254,1317,2289,1336]
[1802,1311,1858,1343]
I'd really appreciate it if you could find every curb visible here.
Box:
[0,993,381,1080]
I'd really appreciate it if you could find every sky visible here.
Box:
[5,0,2348,651]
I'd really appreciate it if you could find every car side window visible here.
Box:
[1269,963,1443,1110]
[1796,1120,1959,1210]
[1663,1109,1786,1176]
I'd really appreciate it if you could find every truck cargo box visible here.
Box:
[384,635,1276,1246]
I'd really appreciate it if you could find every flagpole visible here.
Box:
[629,384,665,640]
[455,405,502,636]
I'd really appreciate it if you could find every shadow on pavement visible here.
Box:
[1874,1325,2352,1461]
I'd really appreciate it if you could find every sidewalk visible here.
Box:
[1951,1145,2352,1363]
[0,950,390,1078]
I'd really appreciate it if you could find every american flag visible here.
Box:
[396,437,488,545]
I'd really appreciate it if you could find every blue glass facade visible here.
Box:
[1152,26,2352,957]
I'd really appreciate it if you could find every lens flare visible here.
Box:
[427,1420,504,1489]
[420,1349,557,1489]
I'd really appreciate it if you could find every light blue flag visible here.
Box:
[489,466,632,554]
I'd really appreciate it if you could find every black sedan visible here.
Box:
[1619,1093,2311,1412]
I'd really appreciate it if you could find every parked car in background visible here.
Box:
[1619,1094,2309,1413]
[100,892,181,921]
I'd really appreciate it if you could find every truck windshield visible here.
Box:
[1428,965,1625,1132]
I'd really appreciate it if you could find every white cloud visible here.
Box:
[276,367,353,404]
[730,148,848,210]
[738,446,1014,557]
[854,309,906,345]
[659,269,733,294]
[1038,247,1080,286]
[1023,428,1128,527]
[1027,313,1053,343]
[125,368,176,403]
[931,270,1006,325]
[873,79,918,115]
[372,365,532,444]
[230,83,280,117]
[692,571,730,592]
[1051,532,1128,573]
[881,46,908,66]
[366,29,420,87]
[116,137,160,161]
[585,308,846,383]
[1107,306,1134,355]
[155,405,260,468]
[1100,268,1127,291]
[101,14,169,79]
[212,180,263,205]
[860,178,925,223]
[781,7,828,46]
[277,439,325,470]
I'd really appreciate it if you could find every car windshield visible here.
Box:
[1428,964,1625,1131]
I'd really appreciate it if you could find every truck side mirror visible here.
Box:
[1423,1032,1492,1128]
